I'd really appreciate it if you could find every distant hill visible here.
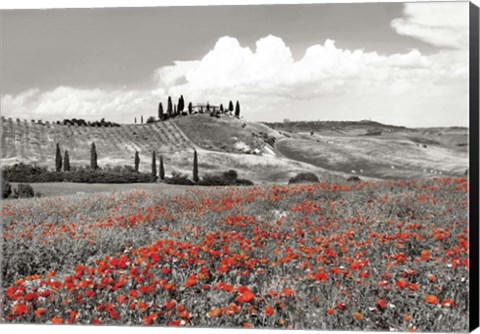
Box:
[0,115,469,182]
[263,120,407,134]
[0,115,337,184]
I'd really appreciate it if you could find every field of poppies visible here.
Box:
[1,178,469,331]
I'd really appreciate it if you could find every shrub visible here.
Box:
[2,163,154,184]
[1,177,12,199]
[12,183,36,199]
[288,172,319,184]
[197,170,253,186]
[223,169,238,181]
[164,171,194,186]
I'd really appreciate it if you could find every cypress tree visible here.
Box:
[235,101,241,118]
[135,117,137,124]
[167,96,173,116]
[55,143,62,172]
[158,102,164,120]
[141,115,144,124]
[178,96,184,112]
[220,104,224,113]
[90,142,98,170]
[228,100,234,112]
[188,102,193,114]
[174,105,177,117]
[159,155,165,180]
[193,150,199,183]
[134,151,140,172]
[63,150,70,172]
[206,102,210,112]
[152,151,157,178]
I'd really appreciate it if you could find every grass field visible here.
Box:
[1,178,469,331]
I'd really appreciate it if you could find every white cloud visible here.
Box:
[0,3,469,127]
[1,86,166,123]
[391,2,469,49]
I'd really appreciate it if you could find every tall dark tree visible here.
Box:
[188,102,193,114]
[228,100,234,112]
[235,101,241,118]
[220,104,224,113]
[158,102,164,120]
[55,143,62,172]
[134,151,140,172]
[90,142,98,170]
[141,115,144,124]
[178,95,184,112]
[206,102,210,112]
[193,150,199,183]
[167,96,173,116]
[135,117,137,124]
[63,150,70,172]
[159,155,165,180]
[151,151,157,178]
[174,105,177,117]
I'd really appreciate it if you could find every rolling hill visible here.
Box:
[0,114,469,183]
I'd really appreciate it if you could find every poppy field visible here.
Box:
[1,178,469,331]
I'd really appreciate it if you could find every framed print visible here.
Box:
[1,0,479,333]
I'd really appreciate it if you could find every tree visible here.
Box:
[174,105,177,117]
[134,151,140,172]
[141,115,144,124]
[235,101,241,118]
[220,104,224,113]
[228,100,234,112]
[64,150,70,171]
[151,151,157,178]
[159,155,165,180]
[167,96,173,116]
[158,102,164,120]
[135,117,137,124]
[146,116,156,124]
[55,143,62,172]
[188,102,193,114]
[90,142,98,170]
[206,102,210,112]
[193,150,199,183]
[178,95,184,112]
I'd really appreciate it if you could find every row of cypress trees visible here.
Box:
[55,142,98,171]
[56,142,199,182]
[135,97,241,124]
[135,149,198,182]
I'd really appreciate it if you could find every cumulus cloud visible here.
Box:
[1,86,166,122]
[0,3,469,127]
[391,2,469,49]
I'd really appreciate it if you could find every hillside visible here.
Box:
[0,115,341,184]
[0,115,469,182]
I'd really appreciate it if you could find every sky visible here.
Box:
[0,1,470,127]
